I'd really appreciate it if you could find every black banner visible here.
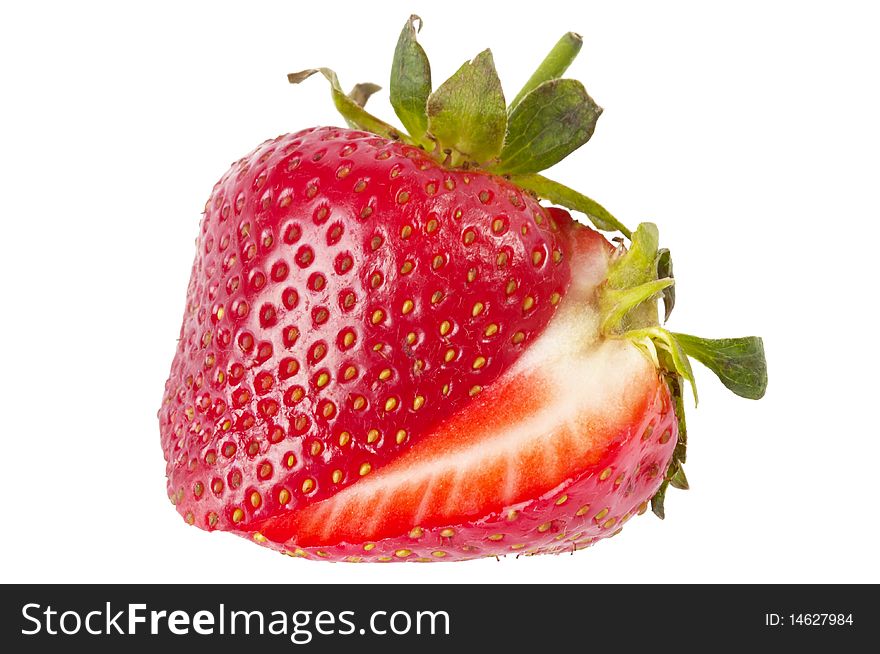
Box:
[1,584,872,651]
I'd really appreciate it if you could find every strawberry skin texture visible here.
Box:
[159,127,573,536]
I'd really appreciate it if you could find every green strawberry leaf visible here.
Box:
[288,68,410,143]
[510,173,631,237]
[667,373,688,465]
[672,333,768,400]
[656,248,675,322]
[652,374,690,519]
[508,32,583,112]
[651,480,669,519]
[493,79,602,175]
[390,15,432,144]
[668,464,689,490]
[426,49,506,165]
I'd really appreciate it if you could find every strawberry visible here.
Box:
[159,17,767,561]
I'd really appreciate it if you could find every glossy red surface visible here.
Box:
[159,127,572,535]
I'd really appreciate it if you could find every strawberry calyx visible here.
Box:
[598,222,768,516]
[288,15,630,236]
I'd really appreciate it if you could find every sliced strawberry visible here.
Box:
[160,17,767,561]
[253,230,678,559]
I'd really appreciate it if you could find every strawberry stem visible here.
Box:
[508,32,583,112]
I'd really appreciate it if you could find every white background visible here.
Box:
[1,0,878,584]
